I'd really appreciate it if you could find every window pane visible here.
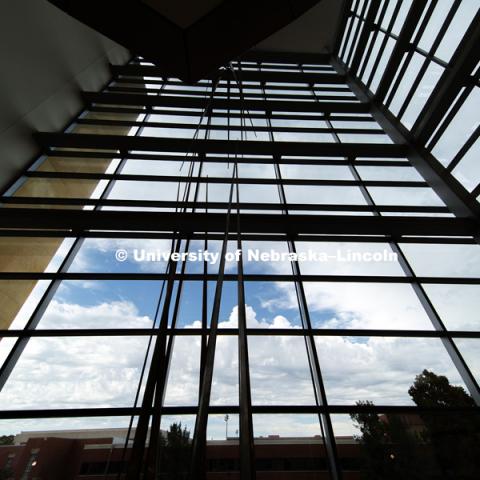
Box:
[0,336,150,410]
[280,164,354,180]
[454,339,480,383]
[432,88,480,166]
[253,415,330,476]
[423,284,480,331]
[164,336,201,406]
[248,336,316,405]
[244,282,302,328]
[296,242,404,276]
[284,185,367,205]
[400,243,480,278]
[332,410,480,478]
[316,336,466,405]
[452,137,480,192]
[367,187,444,206]
[304,283,434,330]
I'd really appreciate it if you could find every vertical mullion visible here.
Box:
[397,0,462,120]
[366,0,402,89]
[426,80,476,151]
[232,62,256,478]
[358,0,390,80]
[447,125,480,173]
[234,166,256,479]
[375,0,429,103]
[265,73,342,480]
[200,83,215,397]
[345,0,372,67]
[149,158,207,477]
[335,0,355,58]
[349,0,381,76]
[395,0,440,117]
[189,167,237,477]
[130,76,213,479]
[339,0,359,60]
[413,9,480,144]
[127,238,182,480]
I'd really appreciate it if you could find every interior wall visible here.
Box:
[0,0,130,193]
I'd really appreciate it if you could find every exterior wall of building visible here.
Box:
[0,431,363,480]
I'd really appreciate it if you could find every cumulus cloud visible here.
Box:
[69,237,174,273]
[40,300,153,330]
[314,336,465,405]
[301,282,433,330]
[0,293,473,440]
[0,300,152,413]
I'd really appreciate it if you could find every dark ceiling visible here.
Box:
[47,0,343,83]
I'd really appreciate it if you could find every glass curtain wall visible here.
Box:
[0,7,479,478]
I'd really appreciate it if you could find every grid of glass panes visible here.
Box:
[338,0,479,130]
[0,54,479,479]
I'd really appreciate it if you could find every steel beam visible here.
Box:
[2,273,479,285]
[0,404,477,420]
[82,91,368,114]
[0,208,476,236]
[111,64,344,84]
[1,328,479,339]
[333,59,480,221]
[349,0,381,76]
[374,0,429,103]
[34,132,408,157]
[413,9,480,145]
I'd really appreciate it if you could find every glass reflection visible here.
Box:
[333,370,480,479]
[253,414,331,478]
[315,337,467,405]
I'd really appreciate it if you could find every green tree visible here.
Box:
[0,436,13,446]
[158,422,192,480]
[408,369,480,479]
[350,401,424,480]
[0,468,13,480]
[352,370,480,479]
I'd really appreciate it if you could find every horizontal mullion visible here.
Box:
[24,171,427,188]
[88,105,375,123]
[0,229,474,244]
[1,273,479,284]
[1,404,477,419]
[44,150,411,167]
[76,118,383,135]
[413,47,450,70]
[112,64,346,84]
[0,196,449,213]
[82,91,369,114]
[35,132,409,157]
[107,85,354,102]
[1,328,478,338]
[1,209,470,237]
[117,77,351,92]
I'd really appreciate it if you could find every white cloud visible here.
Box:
[301,282,433,330]
[39,299,153,330]
[315,336,465,405]
[70,237,174,273]
[0,296,472,440]
[0,300,152,413]
[399,243,480,278]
